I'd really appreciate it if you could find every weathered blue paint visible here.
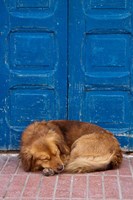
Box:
[0,0,133,150]
[68,0,133,150]
[0,0,67,149]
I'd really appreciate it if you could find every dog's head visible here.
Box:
[20,130,70,176]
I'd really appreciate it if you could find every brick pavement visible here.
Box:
[0,154,133,200]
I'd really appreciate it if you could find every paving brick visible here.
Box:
[55,175,71,198]
[1,155,19,174]
[104,176,120,199]
[21,198,38,200]
[88,175,103,198]
[4,198,18,200]
[71,175,87,198]
[71,199,87,200]
[119,158,132,176]
[22,174,41,198]
[16,162,26,174]
[130,157,133,175]
[104,168,118,176]
[3,199,36,200]
[38,199,55,200]
[39,175,56,198]
[0,175,12,198]
[0,155,8,171]
[5,175,27,198]
[89,198,103,200]
[89,171,104,176]
[130,157,133,166]
[120,177,133,199]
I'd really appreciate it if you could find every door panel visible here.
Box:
[69,0,133,149]
[0,0,67,149]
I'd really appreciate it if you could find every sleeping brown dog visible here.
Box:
[20,120,122,176]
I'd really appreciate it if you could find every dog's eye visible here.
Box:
[42,158,48,161]
[41,156,50,161]
[53,149,60,156]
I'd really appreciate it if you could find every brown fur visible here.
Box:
[20,120,123,176]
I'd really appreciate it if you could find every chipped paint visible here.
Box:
[68,0,133,151]
[0,0,67,150]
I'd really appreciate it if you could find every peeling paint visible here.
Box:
[0,0,67,150]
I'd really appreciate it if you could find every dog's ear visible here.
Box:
[57,140,70,155]
[20,148,33,172]
[47,129,70,155]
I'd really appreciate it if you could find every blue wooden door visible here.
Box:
[0,0,67,149]
[69,0,133,150]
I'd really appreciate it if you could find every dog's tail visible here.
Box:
[65,151,122,173]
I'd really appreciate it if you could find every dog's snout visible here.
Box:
[57,164,64,172]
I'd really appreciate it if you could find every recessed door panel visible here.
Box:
[69,0,133,149]
[0,0,67,149]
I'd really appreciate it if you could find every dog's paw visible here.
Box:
[42,168,55,176]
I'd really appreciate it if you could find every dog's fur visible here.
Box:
[20,120,122,176]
